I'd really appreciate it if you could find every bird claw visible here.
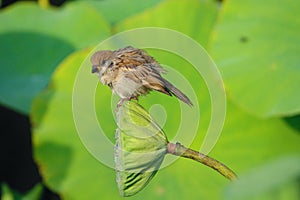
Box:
[117,97,138,108]
[117,98,126,108]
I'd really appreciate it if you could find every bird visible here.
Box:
[90,46,193,107]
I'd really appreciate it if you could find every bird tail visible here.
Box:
[163,80,193,106]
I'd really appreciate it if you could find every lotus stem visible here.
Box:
[167,142,237,181]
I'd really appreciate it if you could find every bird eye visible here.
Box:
[101,60,106,66]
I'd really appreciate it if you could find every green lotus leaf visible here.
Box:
[210,0,300,117]
[0,1,110,113]
[115,0,218,47]
[85,0,162,25]
[0,2,110,48]
[0,32,74,114]
[225,155,300,200]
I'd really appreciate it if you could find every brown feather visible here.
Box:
[91,46,192,106]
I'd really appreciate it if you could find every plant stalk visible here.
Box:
[167,142,237,181]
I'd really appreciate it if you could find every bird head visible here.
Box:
[90,50,113,75]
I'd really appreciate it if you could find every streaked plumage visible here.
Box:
[91,46,193,106]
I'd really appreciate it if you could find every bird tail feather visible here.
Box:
[163,80,193,106]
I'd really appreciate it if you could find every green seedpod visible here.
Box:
[115,101,168,196]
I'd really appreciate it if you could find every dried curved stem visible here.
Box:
[167,142,237,181]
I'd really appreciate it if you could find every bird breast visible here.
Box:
[112,75,149,99]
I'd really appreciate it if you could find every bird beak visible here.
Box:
[91,65,99,73]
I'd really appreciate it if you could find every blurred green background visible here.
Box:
[1,0,300,199]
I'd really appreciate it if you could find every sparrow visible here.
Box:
[91,46,193,107]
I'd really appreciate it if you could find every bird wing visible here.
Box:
[111,46,170,95]
[111,46,193,106]
[121,63,172,96]
[113,46,167,74]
